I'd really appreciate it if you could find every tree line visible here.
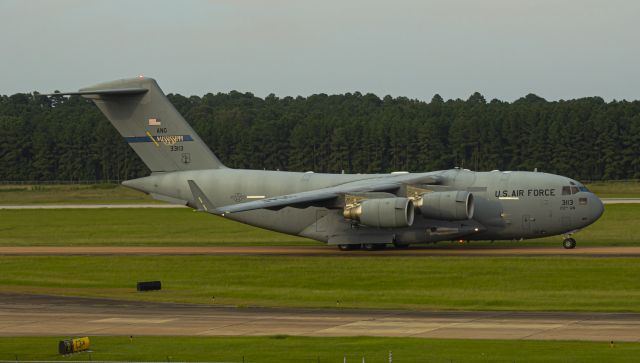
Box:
[1,90,639,182]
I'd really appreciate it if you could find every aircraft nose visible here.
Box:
[590,194,605,222]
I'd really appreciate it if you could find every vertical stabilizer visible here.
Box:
[72,77,225,172]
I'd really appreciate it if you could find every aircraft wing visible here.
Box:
[207,174,440,215]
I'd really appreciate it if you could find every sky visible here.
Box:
[2,0,640,101]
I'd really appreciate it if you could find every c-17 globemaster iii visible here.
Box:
[46,77,604,250]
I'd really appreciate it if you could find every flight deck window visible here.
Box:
[562,186,571,195]
[571,186,579,194]
[579,186,590,192]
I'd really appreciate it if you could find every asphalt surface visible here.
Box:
[0,293,638,341]
[0,245,639,257]
[602,198,640,204]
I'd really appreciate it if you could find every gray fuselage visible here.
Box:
[48,77,603,248]
[124,168,604,245]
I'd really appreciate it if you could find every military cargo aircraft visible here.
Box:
[46,77,604,250]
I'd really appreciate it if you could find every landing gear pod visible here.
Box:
[58,337,90,355]
[415,191,474,220]
[344,197,415,228]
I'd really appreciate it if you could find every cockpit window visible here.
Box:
[579,186,590,192]
[563,185,583,195]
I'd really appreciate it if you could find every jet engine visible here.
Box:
[343,197,415,228]
[414,191,474,220]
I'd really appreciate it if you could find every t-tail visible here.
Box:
[48,77,225,172]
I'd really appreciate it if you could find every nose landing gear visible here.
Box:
[562,237,577,249]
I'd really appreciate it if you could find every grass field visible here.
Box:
[0,184,154,205]
[1,336,639,363]
[585,181,640,198]
[1,255,638,312]
[0,203,637,246]
[0,208,310,246]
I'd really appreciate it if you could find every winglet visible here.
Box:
[187,180,220,214]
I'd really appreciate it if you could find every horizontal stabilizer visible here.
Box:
[42,77,225,172]
[42,88,148,97]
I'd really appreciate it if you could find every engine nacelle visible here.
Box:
[343,197,415,228]
[415,191,474,220]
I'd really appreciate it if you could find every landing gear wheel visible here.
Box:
[363,243,385,251]
[563,238,577,249]
[338,244,360,251]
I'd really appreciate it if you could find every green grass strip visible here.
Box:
[1,336,639,362]
[0,255,638,312]
[0,209,310,246]
[0,184,155,205]
[0,204,639,246]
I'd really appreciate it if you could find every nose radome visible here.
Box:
[591,194,605,222]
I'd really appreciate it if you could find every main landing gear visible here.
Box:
[562,237,577,249]
[362,243,386,251]
[336,243,397,251]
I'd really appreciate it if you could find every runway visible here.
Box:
[0,245,639,257]
[0,293,638,341]
[602,198,640,204]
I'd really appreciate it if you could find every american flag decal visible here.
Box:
[148,118,161,126]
